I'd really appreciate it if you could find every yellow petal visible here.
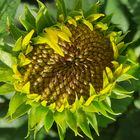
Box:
[82,19,93,31]
[12,64,22,80]
[56,30,71,42]
[89,83,96,96]
[74,15,83,21]
[111,61,119,68]
[114,64,123,77]
[41,100,47,107]
[100,84,112,95]
[79,96,84,104]
[61,25,72,37]
[49,103,56,110]
[27,94,38,99]
[67,17,77,27]
[103,71,109,88]
[110,36,118,59]
[22,82,30,94]
[87,14,104,22]
[14,82,23,92]
[56,104,65,112]
[22,29,34,49]
[106,67,113,81]
[96,22,108,31]
[18,53,31,66]
[84,95,96,106]
[44,28,58,44]
[25,44,33,55]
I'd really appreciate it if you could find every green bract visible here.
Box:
[0,0,136,139]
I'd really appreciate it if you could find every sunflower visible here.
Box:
[1,0,136,139]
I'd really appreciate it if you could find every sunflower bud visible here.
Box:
[3,0,136,140]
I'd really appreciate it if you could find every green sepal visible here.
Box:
[24,5,36,28]
[112,84,133,99]
[83,102,98,113]
[101,14,113,26]
[0,49,17,68]
[0,84,15,94]
[84,2,99,18]
[10,103,31,120]
[92,101,115,120]
[68,10,83,18]
[36,0,55,33]
[65,110,79,136]
[28,105,48,139]
[56,0,66,19]
[86,112,99,136]
[119,42,132,54]
[98,101,120,115]
[57,124,66,140]
[116,31,130,43]
[44,110,54,132]
[116,73,137,82]
[54,110,67,133]
[0,67,13,82]
[77,108,93,140]
[13,36,22,52]
[5,93,27,118]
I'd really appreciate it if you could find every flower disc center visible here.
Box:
[25,24,114,106]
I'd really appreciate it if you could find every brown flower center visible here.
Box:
[24,24,113,106]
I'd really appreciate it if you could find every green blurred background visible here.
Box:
[0,0,140,140]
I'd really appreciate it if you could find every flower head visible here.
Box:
[3,0,136,139]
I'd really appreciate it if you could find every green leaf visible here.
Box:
[36,0,55,33]
[19,17,35,31]
[0,49,17,68]
[44,110,54,132]
[65,110,78,135]
[8,22,25,40]
[77,108,93,140]
[0,0,20,34]
[105,0,129,32]
[24,5,36,27]
[84,1,99,17]
[6,93,27,117]
[0,67,13,82]
[56,0,66,18]
[74,0,82,10]
[86,112,99,136]
[0,84,15,94]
